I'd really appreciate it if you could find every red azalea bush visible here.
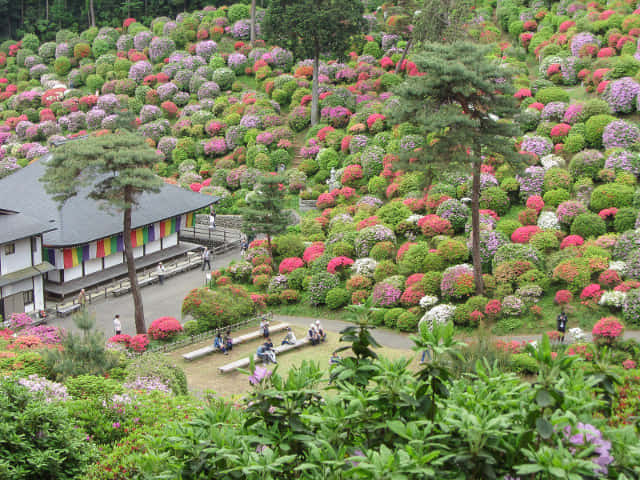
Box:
[351,289,369,304]
[405,273,424,288]
[327,256,354,275]
[518,208,539,225]
[357,216,379,230]
[396,242,416,261]
[554,289,573,305]
[560,235,584,249]
[279,257,304,274]
[469,310,484,324]
[598,207,618,220]
[129,334,150,352]
[316,193,336,208]
[303,242,325,264]
[148,316,183,340]
[250,293,267,310]
[615,280,640,292]
[580,283,603,303]
[599,269,622,288]
[341,164,363,186]
[418,214,453,237]
[400,286,424,306]
[526,195,544,213]
[511,226,541,243]
[592,316,625,345]
[550,123,571,140]
[485,299,502,319]
[108,334,132,346]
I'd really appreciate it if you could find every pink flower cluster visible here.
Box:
[279,257,304,274]
[560,235,584,249]
[592,316,624,341]
[580,284,603,302]
[511,226,541,243]
[555,289,573,305]
[303,242,325,264]
[327,256,354,275]
[147,316,183,340]
[418,214,453,237]
[316,193,336,208]
[526,195,544,213]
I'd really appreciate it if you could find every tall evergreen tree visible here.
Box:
[393,42,521,295]
[262,0,365,125]
[41,132,162,334]
[241,174,290,251]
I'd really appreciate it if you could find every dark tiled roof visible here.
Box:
[0,155,217,247]
[0,210,55,244]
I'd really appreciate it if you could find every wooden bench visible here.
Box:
[218,337,311,373]
[182,322,289,361]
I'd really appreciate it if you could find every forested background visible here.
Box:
[0,0,270,40]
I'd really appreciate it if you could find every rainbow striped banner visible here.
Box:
[96,235,123,258]
[62,246,83,268]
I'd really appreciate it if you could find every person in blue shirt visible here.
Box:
[256,340,277,364]
[213,333,227,354]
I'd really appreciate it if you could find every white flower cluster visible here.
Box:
[599,290,627,308]
[537,211,560,230]
[419,304,456,330]
[351,257,378,277]
[540,154,565,170]
[568,327,586,342]
[406,214,423,224]
[419,295,439,309]
[608,261,627,275]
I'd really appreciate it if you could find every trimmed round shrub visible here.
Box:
[552,257,592,292]
[543,188,570,207]
[590,183,634,211]
[623,288,640,325]
[493,243,543,269]
[383,308,405,329]
[396,311,419,332]
[325,287,350,310]
[571,212,606,238]
[436,239,469,264]
[147,316,183,340]
[479,187,510,215]
[569,150,605,180]
[614,207,638,232]
[496,219,522,239]
[535,86,570,104]
[584,114,616,148]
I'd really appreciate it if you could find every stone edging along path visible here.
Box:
[273,314,640,351]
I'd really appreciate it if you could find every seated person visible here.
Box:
[315,320,327,342]
[308,323,320,346]
[329,351,341,365]
[224,330,233,353]
[257,341,277,364]
[281,327,297,345]
[213,333,226,353]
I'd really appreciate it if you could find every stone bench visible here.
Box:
[218,337,311,373]
[56,303,82,317]
[182,323,289,361]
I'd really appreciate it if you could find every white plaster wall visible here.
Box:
[31,237,41,265]
[47,269,61,282]
[84,257,102,275]
[164,233,178,248]
[133,246,144,258]
[146,239,161,254]
[104,252,123,269]
[64,265,82,281]
[0,238,31,275]
[33,276,44,311]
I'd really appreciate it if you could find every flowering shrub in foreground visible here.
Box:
[129,334,150,352]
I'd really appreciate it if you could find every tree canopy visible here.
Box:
[42,132,162,333]
[241,173,290,249]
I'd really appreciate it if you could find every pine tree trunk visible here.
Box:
[250,0,256,45]
[471,159,484,296]
[89,0,95,27]
[45,0,49,21]
[123,188,146,334]
[311,40,320,126]
[395,38,411,74]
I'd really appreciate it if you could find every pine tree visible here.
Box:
[41,132,162,334]
[393,42,521,295]
[262,0,365,125]
[241,174,290,251]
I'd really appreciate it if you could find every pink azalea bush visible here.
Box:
[592,316,624,345]
[279,257,304,274]
[327,256,354,275]
[147,316,183,340]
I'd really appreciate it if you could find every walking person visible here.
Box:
[557,310,568,343]
[201,248,211,271]
[77,288,87,309]
[156,262,166,285]
[113,314,122,336]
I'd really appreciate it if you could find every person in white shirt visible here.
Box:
[156,262,166,284]
[281,327,296,345]
[113,315,122,335]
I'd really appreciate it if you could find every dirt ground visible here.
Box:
[168,323,417,397]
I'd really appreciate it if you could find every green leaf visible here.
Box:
[535,389,554,408]
[536,417,553,439]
